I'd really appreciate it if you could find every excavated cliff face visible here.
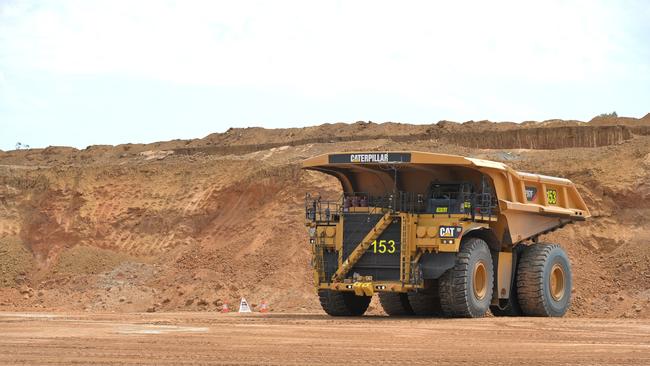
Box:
[192,116,647,153]
[445,125,633,149]
[0,114,649,317]
[174,120,639,156]
[1,117,643,167]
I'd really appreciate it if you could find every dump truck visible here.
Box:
[303,151,589,317]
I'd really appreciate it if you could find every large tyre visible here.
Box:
[407,280,443,316]
[318,290,371,316]
[379,293,415,316]
[517,243,572,317]
[439,237,494,318]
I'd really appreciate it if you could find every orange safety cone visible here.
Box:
[259,300,270,313]
[221,301,230,313]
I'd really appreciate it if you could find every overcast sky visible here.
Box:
[1,0,649,150]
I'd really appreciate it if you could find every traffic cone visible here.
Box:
[221,301,230,313]
[259,300,270,313]
[238,297,252,313]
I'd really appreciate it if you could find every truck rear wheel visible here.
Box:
[517,243,572,317]
[318,290,371,316]
[439,237,494,318]
[407,280,443,316]
[379,293,415,316]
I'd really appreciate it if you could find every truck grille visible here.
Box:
[341,214,401,281]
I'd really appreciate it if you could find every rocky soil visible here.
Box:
[1,114,649,317]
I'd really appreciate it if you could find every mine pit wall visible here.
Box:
[445,125,632,150]
[630,126,650,136]
[169,125,636,157]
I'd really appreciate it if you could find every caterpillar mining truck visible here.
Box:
[303,152,589,317]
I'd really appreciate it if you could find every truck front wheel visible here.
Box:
[318,290,371,316]
[379,292,415,316]
[407,280,443,316]
[439,237,494,318]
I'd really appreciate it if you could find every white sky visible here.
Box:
[1,0,649,150]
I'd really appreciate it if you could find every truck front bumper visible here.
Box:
[318,281,423,295]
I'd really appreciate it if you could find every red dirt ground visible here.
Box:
[0,312,648,365]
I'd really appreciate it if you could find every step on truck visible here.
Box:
[303,152,589,317]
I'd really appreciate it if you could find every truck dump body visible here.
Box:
[303,151,589,317]
[304,152,589,245]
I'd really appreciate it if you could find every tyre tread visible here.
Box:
[439,238,494,318]
[379,292,415,316]
[318,290,370,316]
[517,243,569,317]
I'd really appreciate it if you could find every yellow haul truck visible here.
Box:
[303,152,589,317]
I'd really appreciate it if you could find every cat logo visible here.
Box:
[439,226,462,238]
[525,186,538,201]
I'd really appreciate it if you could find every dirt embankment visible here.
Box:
[0,114,649,317]
[178,119,642,155]
[2,115,646,169]
[446,125,632,149]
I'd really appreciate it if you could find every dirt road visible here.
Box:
[0,312,649,365]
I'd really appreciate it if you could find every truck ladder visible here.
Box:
[331,212,393,282]
[314,237,326,283]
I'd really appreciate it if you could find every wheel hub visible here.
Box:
[549,263,565,301]
[473,261,488,300]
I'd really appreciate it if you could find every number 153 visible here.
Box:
[371,239,396,254]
